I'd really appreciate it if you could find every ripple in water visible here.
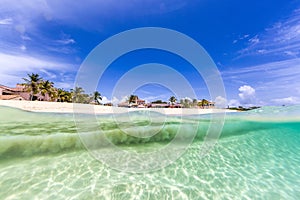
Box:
[0,106,300,199]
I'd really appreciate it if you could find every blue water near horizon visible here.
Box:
[0,105,300,199]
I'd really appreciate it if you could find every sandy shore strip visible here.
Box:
[0,100,236,115]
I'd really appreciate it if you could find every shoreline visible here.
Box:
[0,100,236,115]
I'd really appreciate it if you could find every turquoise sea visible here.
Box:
[0,105,300,199]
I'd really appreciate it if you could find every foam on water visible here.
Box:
[0,105,300,199]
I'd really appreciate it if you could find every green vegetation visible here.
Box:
[128,95,138,103]
[57,88,72,102]
[92,91,102,105]
[71,87,90,103]
[22,73,101,104]
[151,100,167,104]
[39,80,56,101]
[177,98,193,108]
[22,73,42,101]
[198,99,209,108]
[20,74,259,109]
[228,106,261,111]
[169,96,177,104]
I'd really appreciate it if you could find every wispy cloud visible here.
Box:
[0,18,13,25]
[223,58,300,104]
[238,8,300,58]
[0,0,186,32]
[0,52,76,88]
[0,1,81,89]
[272,96,300,105]
[0,53,72,73]
[0,1,78,57]
[232,34,250,44]
[55,38,75,45]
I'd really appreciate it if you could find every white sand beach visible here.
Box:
[0,100,236,115]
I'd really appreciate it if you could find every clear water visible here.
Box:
[0,106,300,199]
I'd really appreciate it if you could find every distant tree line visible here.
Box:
[228,106,261,111]
[22,73,213,107]
[149,96,212,108]
[22,73,102,104]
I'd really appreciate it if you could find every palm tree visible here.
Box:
[169,96,177,104]
[92,91,102,105]
[192,99,198,107]
[57,89,66,102]
[23,73,42,101]
[128,95,138,104]
[199,99,209,108]
[65,91,73,102]
[184,98,192,108]
[71,87,90,103]
[57,89,72,102]
[180,98,192,108]
[71,87,84,103]
[39,80,55,101]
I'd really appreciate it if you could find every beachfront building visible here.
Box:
[208,101,215,108]
[170,103,183,108]
[118,95,146,108]
[149,99,183,108]
[149,103,183,108]
[0,84,28,100]
[149,103,169,108]
[0,84,53,101]
[197,99,215,108]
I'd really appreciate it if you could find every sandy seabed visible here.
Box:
[0,100,236,115]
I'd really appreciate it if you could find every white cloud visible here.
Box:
[0,52,76,88]
[257,49,267,54]
[98,96,128,105]
[272,96,300,105]
[56,38,75,45]
[0,0,188,93]
[0,1,79,59]
[214,96,227,108]
[55,33,76,45]
[20,45,26,51]
[181,97,193,102]
[112,96,123,105]
[233,34,250,44]
[228,99,240,107]
[228,8,300,105]
[222,58,300,104]
[248,35,260,45]
[0,18,13,25]
[0,52,72,73]
[21,35,31,41]
[0,73,24,86]
[226,86,257,107]
[39,69,57,79]
[283,50,298,57]
[55,82,73,90]
[238,85,256,104]
[101,96,110,104]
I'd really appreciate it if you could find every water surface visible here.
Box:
[0,106,299,199]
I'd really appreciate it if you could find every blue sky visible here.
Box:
[0,0,300,106]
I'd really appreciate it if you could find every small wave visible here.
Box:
[1,106,299,159]
[0,133,84,159]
